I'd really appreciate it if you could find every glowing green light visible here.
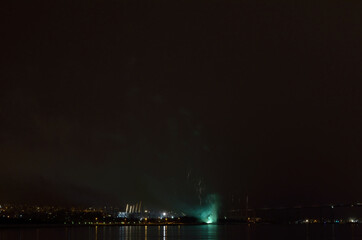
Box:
[181,194,220,224]
[199,194,219,224]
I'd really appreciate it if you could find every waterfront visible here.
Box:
[1,224,361,240]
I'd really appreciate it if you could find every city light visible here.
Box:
[349,218,358,223]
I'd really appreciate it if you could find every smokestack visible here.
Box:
[135,203,139,213]
[138,201,142,213]
[125,204,129,213]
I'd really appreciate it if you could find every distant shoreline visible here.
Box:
[1,222,358,229]
[0,222,209,228]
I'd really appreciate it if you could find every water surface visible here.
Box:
[0,224,361,240]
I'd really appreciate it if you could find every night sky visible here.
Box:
[1,0,361,210]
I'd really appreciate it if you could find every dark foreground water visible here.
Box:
[1,224,362,240]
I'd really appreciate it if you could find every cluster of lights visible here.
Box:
[302,218,360,224]
[349,219,358,223]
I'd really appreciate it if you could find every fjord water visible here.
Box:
[0,224,361,240]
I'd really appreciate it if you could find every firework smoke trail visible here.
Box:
[184,170,220,223]
[187,169,192,180]
[186,169,204,205]
[197,179,203,205]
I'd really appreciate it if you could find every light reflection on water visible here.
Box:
[0,224,361,240]
[95,226,98,240]
[163,225,166,240]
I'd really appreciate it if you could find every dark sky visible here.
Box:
[1,0,361,210]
